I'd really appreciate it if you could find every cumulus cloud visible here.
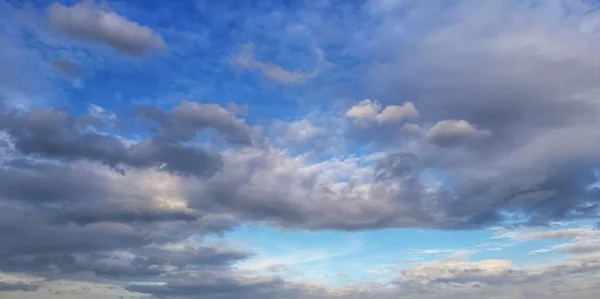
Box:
[426,119,491,147]
[346,0,600,228]
[3,0,600,298]
[47,0,166,56]
[0,101,254,177]
[346,99,419,126]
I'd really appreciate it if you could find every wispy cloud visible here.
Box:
[229,43,328,84]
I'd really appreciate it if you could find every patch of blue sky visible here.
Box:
[211,217,598,285]
[213,224,501,284]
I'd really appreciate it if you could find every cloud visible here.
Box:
[352,0,600,227]
[229,43,326,84]
[3,0,600,298]
[495,226,600,256]
[346,99,419,126]
[518,228,598,241]
[270,119,321,145]
[47,0,165,56]
[0,282,39,292]
[426,120,491,147]
[397,252,600,292]
[124,277,290,299]
[0,101,256,177]
[401,259,517,284]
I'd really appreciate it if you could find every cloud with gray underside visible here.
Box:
[47,0,165,56]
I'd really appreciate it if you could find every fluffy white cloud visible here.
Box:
[426,119,491,147]
[346,99,419,125]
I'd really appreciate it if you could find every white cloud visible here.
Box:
[346,99,419,125]
[492,226,600,256]
[401,259,515,283]
[377,102,419,124]
[519,228,598,241]
[270,119,321,144]
[88,103,117,122]
[426,119,491,147]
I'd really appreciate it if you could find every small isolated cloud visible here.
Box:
[47,0,166,56]
[266,264,288,273]
[426,119,491,147]
[87,103,117,123]
[346,99,419,126]
[52,59,81,77]
[229,43,325,84]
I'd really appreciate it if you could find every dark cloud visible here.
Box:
[0,160,110,203]
[125,277,295,299]
[0,101,255,177]
[47,1,165,56]
[133,101,255,145]
[0,282,39,292]
[0,245,250,280]
[59,210,199,226]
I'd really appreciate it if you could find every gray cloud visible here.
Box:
[126,277,286,298]
[2,0,600,298]
[47,0,165,56]
[229,43,326,84]
[349,0,600,227]
[0,282,39,292]
[0,101,255,177]
[2,0,598,236]
[133,101,255,145]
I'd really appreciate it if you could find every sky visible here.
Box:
[1,0,600,298]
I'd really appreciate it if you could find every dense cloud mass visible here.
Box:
[0,282,39,292]
[1,0,600,299]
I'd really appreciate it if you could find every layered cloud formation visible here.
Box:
[1,0,600,299]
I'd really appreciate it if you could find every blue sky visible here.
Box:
[1,1,600,299]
